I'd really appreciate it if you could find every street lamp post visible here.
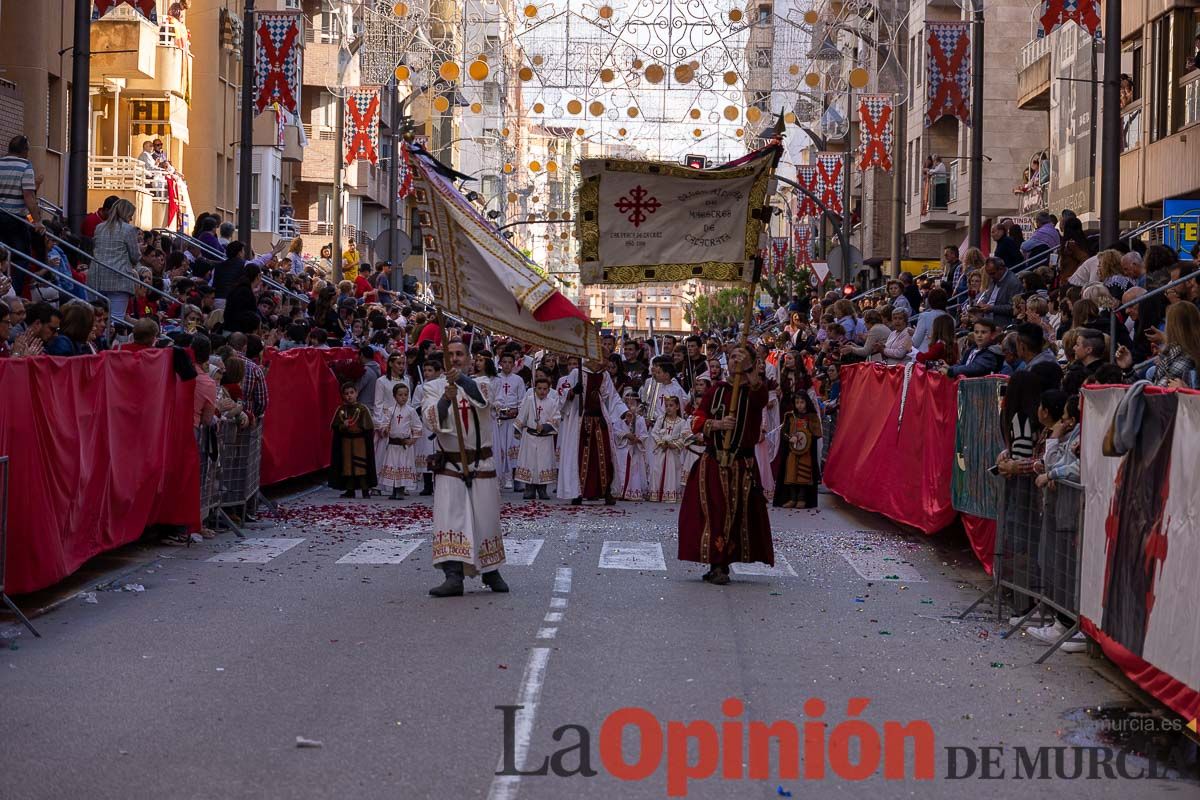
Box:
[238,0,256,245]
[1099,0,1122,248]
[968,0,985,248]
[68,0,91,236]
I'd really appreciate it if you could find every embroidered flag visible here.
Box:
[1038,0,1100,38]
[815,153,844,216]
[93,0,157,22]
[255,12,303,116]
[858,94,894,172]
[926,22,972,127]
[795,165,819,217]
[397,145,414,200]
[794,223,813,269]
[344,88,382,166]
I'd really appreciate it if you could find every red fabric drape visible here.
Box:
[0,350,200,595]
[1081,617,1200,721]
[259,348,346,485]
[960,513,996,575]
[823,363,959,533]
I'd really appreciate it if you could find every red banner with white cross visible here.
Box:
[92,0,157,22]
[344,88,382,166]
[925,22,972,127]
[858,94,894,172]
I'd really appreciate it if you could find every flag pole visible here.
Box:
[437,311,472,486]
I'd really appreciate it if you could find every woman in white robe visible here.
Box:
[647,396,688,503]
[378,383,422,497]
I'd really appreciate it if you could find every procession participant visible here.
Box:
[773,392,823,509]
[490,351,526,490]
[374,352,410,469]
[555,356,622,505]
[754,359,781,502]
[411,356,441,496]
[329,382,378,499]
[679,335,708,392]
[378,383,422,499]
[678,343,774,585]
[622,340,650,388]
[421,339,509,597]
[639,356,688,429]
[680,375,710,480]
[611,388,648,502]
[514,376,561,500]
[647,395,689,503]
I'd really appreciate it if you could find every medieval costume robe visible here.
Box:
[378,402,422,491]
[421,374,506,575]
[490,371,526,488]
[329,401,378,490]
[611,409,648,501]
[648,414,689,503]
[639,377,689,429]
[514,391,561,487]
[678,380,774,566]
[555,368,622,500]
[772,410,823,508]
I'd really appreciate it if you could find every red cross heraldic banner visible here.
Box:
[858,95,895,172]
[92,0,157,22]
[254,12,303,116]
[1078,386,1200,723]
[577,146,777,285]
[794,223,814,269]
[344,88,381,166]
[407,147,602,360]
[1038,0,1101,38]
[795,165,819,217]
[926,21,972,127]
[815,153,844,216]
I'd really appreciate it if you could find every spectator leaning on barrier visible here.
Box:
[840,308,888,363]
[1064,328,1106,393]
[882,308,913,365]
[1115,301,1200,389]
[941,318,1003,378]
[192,334,218,428]
[911,288,950,353]
[45,301,94,356]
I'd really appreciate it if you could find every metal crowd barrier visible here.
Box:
[217,419,263,526]
[196,423,222,522]
[0,456,38,637]
[960,474,1084,662]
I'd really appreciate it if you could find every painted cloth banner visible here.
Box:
[0,350,199,595]
[255,12,303,116]
[1038,0,1100,38]
[410,148,602,360]
[926,22,972,127]
[795,165,819,216]
[577,146,777,285]
[344,88,382,166]
[857,95,894,172]
[93,0,157,22]
[1079,387,1200,722]
[823,363,959,533]
[794,223,813,269]
[259,348,346,486]
[952,376,1008,572]
[815,153,844,216]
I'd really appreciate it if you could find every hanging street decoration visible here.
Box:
[795,165,819,217]
[925,21,972,127]
[815,153,844,216]
[857,95,894,172]
[344,88,382,166]
[92,0,157,23]
[1038,0,1101,38]
[254,12,303,116]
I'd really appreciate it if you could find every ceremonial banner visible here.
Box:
[795,165,818,217]
[815,153,844,216]
[1079,387,1200,722]
[857,95,894,172]
[577,147,777,285]
[409,148,602,360]
[92,0,157,22]
[344,87,381,166]
[1038,0,1100,38]
[254,12,303,116]
[793,221,814,269]
[926,22,972,127]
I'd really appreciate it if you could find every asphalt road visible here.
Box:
[1,488,1191,800]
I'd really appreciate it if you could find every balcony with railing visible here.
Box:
[125,18,194,99]
[1013,150,1050,215]
[1016,35,1051,110]
[291,218,371,249]
[86,156,165,230]
[90,4,159,81]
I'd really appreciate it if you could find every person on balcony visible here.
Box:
[90,198,143,321]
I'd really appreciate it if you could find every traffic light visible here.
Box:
[684,154,706,169]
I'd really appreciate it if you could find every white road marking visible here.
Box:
[543,612,563,623]
[334,538,424,565]
[206,537,305,564]
[598,541,667,571]
[836,544,927,583]
[731,555,797,577]
[536,627,558,639]
[549,597,567,609]
[553,567,572,593]
[501,539,544,566]
[487,647,552,800]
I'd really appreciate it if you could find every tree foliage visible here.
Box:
[685,288,749,333]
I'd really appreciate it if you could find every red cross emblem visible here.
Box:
[859,101,893,171]
[256,20,300,114]
[614,185,661,228]
[795,167,818,216]
[926,27,971,126]
[817,158,843,214]
[1039,0,1100,37]
[458,398,472,430]
[345,93,380,166]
